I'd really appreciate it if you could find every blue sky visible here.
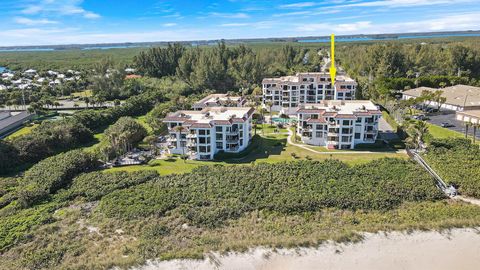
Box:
[1,0,480,46]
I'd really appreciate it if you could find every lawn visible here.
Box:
[427,123,465,139]
[105,158,217,175]
[105,129,407,175]
[5,124,39,139]
[71,90,93,98]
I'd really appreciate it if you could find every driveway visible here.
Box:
[378,117,399,141]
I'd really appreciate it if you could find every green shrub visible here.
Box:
[18,150,98,207]
[424,138,480,198]
[56,171,158,202]
[98,158,444,226]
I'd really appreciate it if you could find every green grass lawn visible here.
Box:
[104,128,407,175]
[5,124,39,139]
[427,123,466,139]
[71,89,93,97]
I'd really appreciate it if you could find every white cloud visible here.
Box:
[279,2,317,9]
[162,23,177,27]
[341,0,473,8]
[14,17,58,26]
[208,12,250,19]
[21,0,100,19]
[296,12,480,34]
[221,23,250,27]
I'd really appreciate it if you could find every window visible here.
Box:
[199,137,210,144]
[292,86,297,90]
[216,134,223,140]
[316,131,323,138]
[338,93,344,97]
[355,133,361,139]
[216,142,223,149]
[343,120,351,125]
[216,126,222,132]
[356,118,362,123]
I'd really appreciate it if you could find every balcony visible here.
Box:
[226,130,239,135]
[226,139,239,144]
[365,129,378,135]
[186,133,197,138]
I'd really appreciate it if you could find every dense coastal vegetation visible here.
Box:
[1,37,480,269]
[424,139,480,198]
[4,158,480,269]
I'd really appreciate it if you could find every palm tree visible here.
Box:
[291,120,298,142]
[265,101,273,127]
[406,120,429,150]
[465,122,470,139]
[473,123,478,144]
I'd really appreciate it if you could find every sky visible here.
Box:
[1,0,480,46]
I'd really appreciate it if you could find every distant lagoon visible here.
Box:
[0,66,6,73]
[0,33,479,52]
[298,33,480,43]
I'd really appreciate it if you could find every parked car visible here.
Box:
[441,122,454,128]
[412,114,426,120]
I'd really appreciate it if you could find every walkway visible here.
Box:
[409,149,480,206]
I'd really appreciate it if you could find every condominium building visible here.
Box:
[192,94,246,110]
[163,107,254,160]
[262,72,357,113]
[296,100,382,150]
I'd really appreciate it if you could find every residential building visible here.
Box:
[296,100,382,150]
[456,110,480,125]
[262,72,357,114]
[402,85,480,111]
[163,107,254,160]
[192,94,246,110]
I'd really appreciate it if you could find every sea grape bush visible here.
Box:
[98,158,444,227]
[424,138,480,198]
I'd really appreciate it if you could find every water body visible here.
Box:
[132,228,480,270]
[298,33,480,43]
[0,66,6,73]
[0,48,55,52]
[81,45,148,50]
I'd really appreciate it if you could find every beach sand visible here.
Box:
[134,228,480,270]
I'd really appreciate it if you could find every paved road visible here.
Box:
[378,117,399,141]
[426,111,480,139]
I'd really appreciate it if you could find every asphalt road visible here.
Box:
[426,111,480,139]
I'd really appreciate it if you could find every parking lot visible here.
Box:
[425,110,480,139]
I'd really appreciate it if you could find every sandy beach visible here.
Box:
[134,228,480,270]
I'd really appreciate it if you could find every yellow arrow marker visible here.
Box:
[330,33,336,85]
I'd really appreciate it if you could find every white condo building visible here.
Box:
[192,94,246,110]
[296,100,382,150]
[163,107,254,160]
[262,72,357,114]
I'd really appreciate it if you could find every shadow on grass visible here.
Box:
[215,135,287,164]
